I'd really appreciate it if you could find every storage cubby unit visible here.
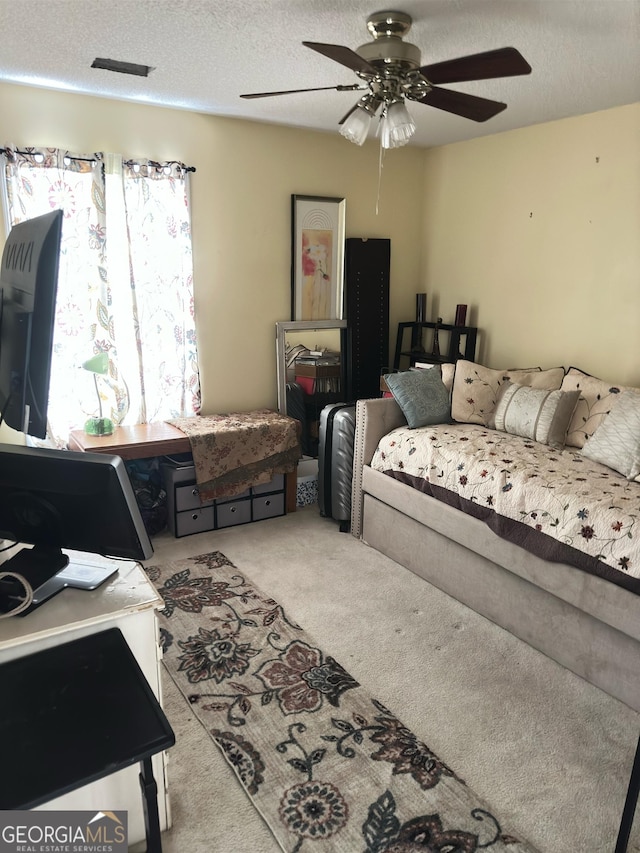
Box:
[393,320,478,370]
[162,461,285,537]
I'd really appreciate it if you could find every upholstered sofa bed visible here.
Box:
[351,361,640,712]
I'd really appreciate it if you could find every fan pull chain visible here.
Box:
[376,139,386,215]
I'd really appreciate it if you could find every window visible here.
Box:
[1,147,200,445]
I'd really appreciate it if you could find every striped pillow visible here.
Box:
[493,383,580,449]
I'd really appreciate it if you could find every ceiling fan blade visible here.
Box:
[417,86,507,122]
[303,41,378,76]
[419,47,531,85]
[240,84,362,99]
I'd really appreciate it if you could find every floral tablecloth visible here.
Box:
[169,410,300,501]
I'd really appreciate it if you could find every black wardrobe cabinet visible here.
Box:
[343,237,390,402]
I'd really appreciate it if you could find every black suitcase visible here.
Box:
[318,403,356,532]
[286,381,313,457]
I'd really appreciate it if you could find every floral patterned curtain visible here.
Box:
[1,146,110,445]
[1,146,200,445]
[121,159,200,423]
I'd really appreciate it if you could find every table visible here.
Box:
[0,627,174,853]
[69,421,297,512]
[68,421,193,460]
[0,556,169,847]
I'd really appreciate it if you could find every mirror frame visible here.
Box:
[276,320,347,415]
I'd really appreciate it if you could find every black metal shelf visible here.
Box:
[393,321,478,371]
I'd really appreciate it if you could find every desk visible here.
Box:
[69,421,297,512]
[68,421,192,460]
[0,557,169,847]
[0,627,174,853]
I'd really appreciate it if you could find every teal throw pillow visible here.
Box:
[385,367,451,429]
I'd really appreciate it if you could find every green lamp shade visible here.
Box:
[82,352,113,435]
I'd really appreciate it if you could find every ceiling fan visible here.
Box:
[240,10,532,148]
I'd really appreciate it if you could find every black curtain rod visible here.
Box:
[0,148,99,162]
[0,148,195,172]
[123,158,196,173]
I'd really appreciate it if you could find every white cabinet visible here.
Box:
[0,554,169,848]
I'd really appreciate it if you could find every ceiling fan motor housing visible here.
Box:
[357,11,421,70]
[366,10,413,39]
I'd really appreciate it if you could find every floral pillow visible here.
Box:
[450,360,565,427]
[561,367,638,449]
[441,362,455,393]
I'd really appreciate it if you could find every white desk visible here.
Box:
[0,553,169,847]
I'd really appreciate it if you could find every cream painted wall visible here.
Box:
[1,81,638,447]
[0,82,425,441]
[422,103,640,386]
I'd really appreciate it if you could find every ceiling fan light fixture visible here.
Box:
[339,105,372,145]
[339,93,382,145]
[381,98,416,149]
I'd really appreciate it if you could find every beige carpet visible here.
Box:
[140,505,640,853]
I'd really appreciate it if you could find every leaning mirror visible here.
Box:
[276,320,347,458]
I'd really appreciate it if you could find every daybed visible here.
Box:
[351,361,640,712]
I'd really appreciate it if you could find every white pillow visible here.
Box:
[561,367,635,449]
[580,390,640,479]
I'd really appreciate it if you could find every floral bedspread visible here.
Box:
[371,423,640,593]
[169,410,300,501]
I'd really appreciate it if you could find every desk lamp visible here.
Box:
[82,352,114,436]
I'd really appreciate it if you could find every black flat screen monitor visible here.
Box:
[0,208,63,438]
[0,443,153,614]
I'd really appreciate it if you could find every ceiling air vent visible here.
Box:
[91,58,154,77]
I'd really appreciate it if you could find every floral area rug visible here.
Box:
[145,552,539,853]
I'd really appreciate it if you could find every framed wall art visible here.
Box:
[291,194,346,322]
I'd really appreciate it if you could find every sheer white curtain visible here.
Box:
[1,146,200,445]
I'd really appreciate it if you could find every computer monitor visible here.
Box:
[0,208,63,438]
[0,443,153,614]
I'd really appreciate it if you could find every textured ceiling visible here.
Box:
[1,0,639,148]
